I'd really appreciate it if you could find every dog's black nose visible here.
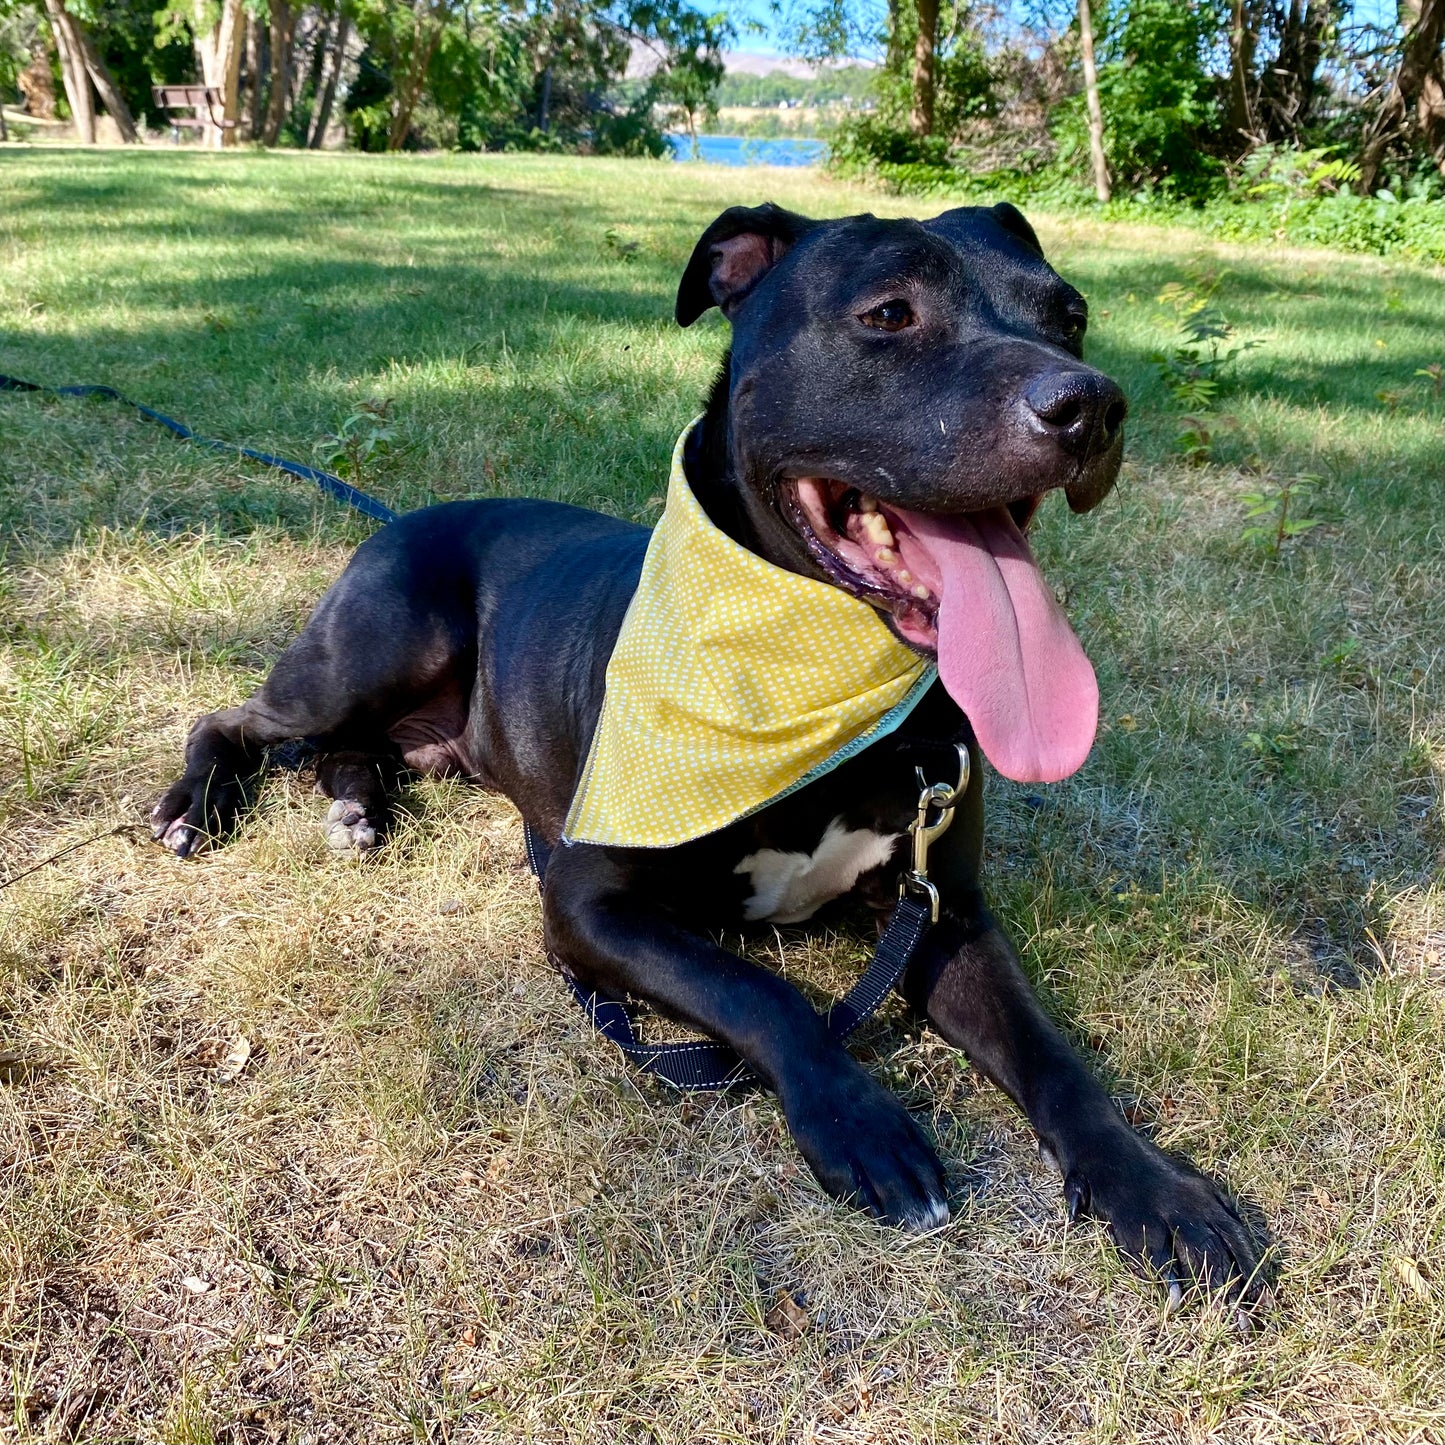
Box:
[1023,370,1128,459]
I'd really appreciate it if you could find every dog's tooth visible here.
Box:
[860,512,894,547]
[858,495,879,513]
[897,569,913,585]
[876,546,896,564]
[911,584,931,600]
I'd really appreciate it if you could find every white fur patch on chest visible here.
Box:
[734,817,901,925]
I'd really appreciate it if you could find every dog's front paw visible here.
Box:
[323,798,381,851]
[784,1062,949,1232]
[149,774,244,858]
[1062,1127,1266,1310]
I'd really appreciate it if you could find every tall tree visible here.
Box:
[308,2,349,146]
[242,7,264,138]
[42,0,93,139]
[299,4,331,109]
[260,0,297,142]
[71,6,139,139]
[384,0,449,148]
[910,0,937,133]
[1226,0,1258,144]
[1259,0,1331,138]
[1358,0,1445,187]
[635,0,730,150]
[190,0,244,145]
[1077,0,1109,200]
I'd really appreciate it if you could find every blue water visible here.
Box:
[666,133,828,167]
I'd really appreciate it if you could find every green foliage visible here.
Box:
[1237,143,1363,235]
[588,99,670,156]
[318,400,397,485]
[712,63,875,109]
[1148,283,1262,408]
[0,2,33,107]
[1173,412,1237,466]
[828,113,951,172]
[603,224,639,260]
[1243,143,1360,200]
[1050,0,1223,199]
[335,0,717,155]
[1240,474,1323,558]
[1241,727,1302,777]
[342,45,394,152]
[1204,161,1445,262]
[427,10,533,152]
[637,0,730,145]
[88,0,189,124]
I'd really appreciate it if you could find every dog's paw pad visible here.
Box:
[324,799,379,852]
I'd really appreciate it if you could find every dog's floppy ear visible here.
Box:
[990,202,1045,258]
[675,203,816,327]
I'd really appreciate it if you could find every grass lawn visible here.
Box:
[1,149,1442,1444]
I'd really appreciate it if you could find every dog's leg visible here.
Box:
[545,845,950,1230]
[315,748,398,852]
[151,688,397,858]
[151,628,400,858]
[152,524,481,858]
[150,698,293,858]
[903,911,1264,1304]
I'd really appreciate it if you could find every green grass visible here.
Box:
[1,148,1442,1443]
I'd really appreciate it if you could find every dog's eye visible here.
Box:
[859,300,915,332]
[1062,309,1088,340]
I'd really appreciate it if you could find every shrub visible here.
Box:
[1050,0,1224,200]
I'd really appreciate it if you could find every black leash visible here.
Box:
[521,742,967,1092]
[0,373,399,525]
[4,367,959,1091]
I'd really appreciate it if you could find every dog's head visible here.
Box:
[677,201,1126,785]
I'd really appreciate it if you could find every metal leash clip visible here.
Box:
[899,744,970,923]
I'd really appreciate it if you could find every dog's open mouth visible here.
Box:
[785,478,1099,784]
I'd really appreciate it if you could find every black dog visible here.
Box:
[153,202,1262,1304]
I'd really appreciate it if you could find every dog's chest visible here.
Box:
[733,817,901,925]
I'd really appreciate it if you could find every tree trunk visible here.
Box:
[1226,0,1257,145]
[1078,0,1110,200]
[43,0,95,143]
[193,0,244,148]
[309,8,350,148]
[73,19,139,141]
[303,10,332,104]
[885,0,905,75]
[260,0,297,145]
[242,12,261,140]
[1359,0,1445,189]
[910,0,938,135]
[536,64,552,132]
[387,0,444,150]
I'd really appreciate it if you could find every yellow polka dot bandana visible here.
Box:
[563,423,937,848]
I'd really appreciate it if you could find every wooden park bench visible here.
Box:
[151,85,237,144]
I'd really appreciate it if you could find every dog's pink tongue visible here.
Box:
[897,506,1098,783]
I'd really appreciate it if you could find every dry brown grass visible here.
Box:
[2,151,1442,1444]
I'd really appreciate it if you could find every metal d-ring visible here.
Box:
[899,743,970,923]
